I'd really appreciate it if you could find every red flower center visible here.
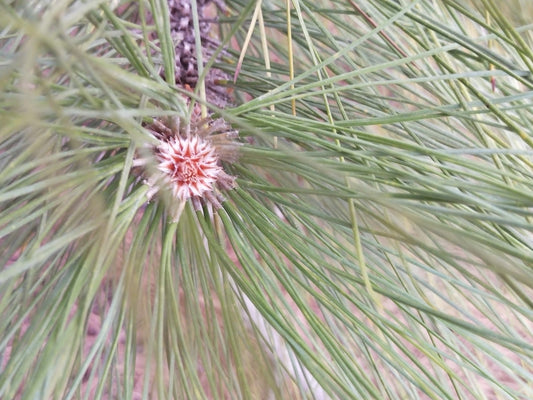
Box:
[157,135,221,200]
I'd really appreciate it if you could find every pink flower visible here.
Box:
[157,135,222,201]
[137,116,238,220]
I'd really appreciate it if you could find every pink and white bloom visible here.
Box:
[138,116,238,220]
[157,135,222,200]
